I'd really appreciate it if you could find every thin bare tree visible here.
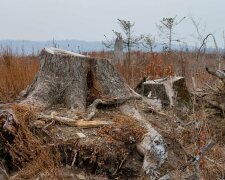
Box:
[157,16,185,51]
[142,34,156,53]
[115,19,144,62]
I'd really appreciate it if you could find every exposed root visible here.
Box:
[0,104,59,179]
[119,103,168,178]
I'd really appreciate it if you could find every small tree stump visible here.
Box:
[136,77,191,107]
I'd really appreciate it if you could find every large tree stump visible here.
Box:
[21,48,135,111]
[17,48,167,177]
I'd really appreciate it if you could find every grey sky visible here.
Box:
[0,0,225,47]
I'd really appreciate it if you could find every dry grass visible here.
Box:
[89,51,223,89]
[0,51,39,102]
[98,114,147,143]
[0,50,222,102]
[0,104,59,179]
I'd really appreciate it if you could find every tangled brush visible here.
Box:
[0,104,59,179]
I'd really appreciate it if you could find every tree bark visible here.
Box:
[21,48,135,111]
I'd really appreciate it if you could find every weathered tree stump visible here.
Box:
[21,48,136,111]
[2,48,168,178]
[136,77,191,107]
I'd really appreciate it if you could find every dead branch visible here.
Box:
[38,114,112,128]
[86,99,107,120]
[205,157,225,170]
[180,139,216,171]
[0,103,12,109]
[70,149,78,167]
[204,83,218,93]
[159,174,170,180]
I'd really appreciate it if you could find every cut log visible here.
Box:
[136,77,191,107]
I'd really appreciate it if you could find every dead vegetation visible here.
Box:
[0,50,39,102]
[0,49,224,180]
[0,104,59,179]
[0,104,148,179]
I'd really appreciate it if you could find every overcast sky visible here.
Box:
[0,0,225,47]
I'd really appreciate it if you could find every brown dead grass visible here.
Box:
[0,104,59,179]
[89,51,223,89]
[0,51,39,102]
[0,50,222,102]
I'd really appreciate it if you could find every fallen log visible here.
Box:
[181,139,216,179]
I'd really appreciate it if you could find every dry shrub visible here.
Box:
[0,51,39,102]
[173,106,225,179]
[204,144,225,179]
[0,104,59,179]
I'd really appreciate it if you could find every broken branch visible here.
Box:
[38,114,113,128]
[180,139,216,171]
